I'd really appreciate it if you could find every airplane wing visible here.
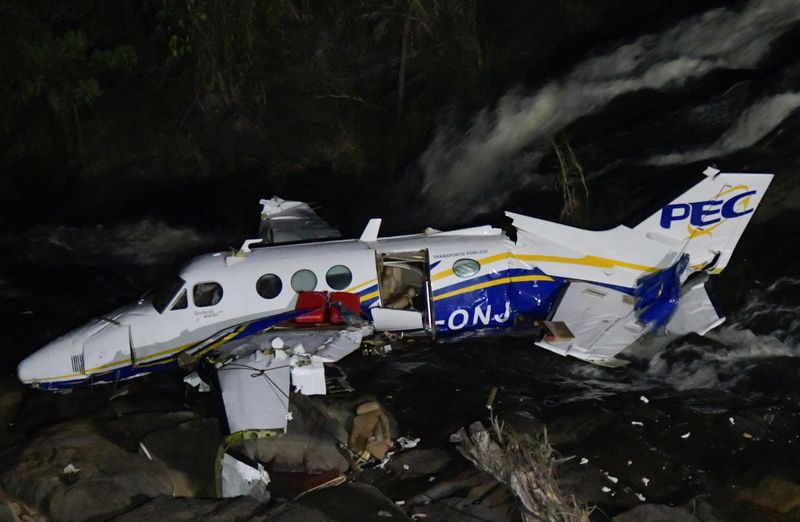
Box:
[214,325,373,433]
[258,197,341,244]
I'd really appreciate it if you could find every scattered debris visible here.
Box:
[640,396,649,404]
[642,477,650,486]
[743,432,753,439]
[62,463,80,475]
[607,475,619,484]
[681,432,691,439]
[452,421,592,521]
[183,371,211,392]
[729,417,735,425]
[631,421,644,427]
[636,493,646,502]
[580,458,589,465]
[602,487,612,493]
[397,437,420,449]
[219,454,270,502]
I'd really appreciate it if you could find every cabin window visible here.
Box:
[171,290,188,310]
[453,258,480,278]
[194,282,223,307]
[256,274,282,299]
[151,276,186,314]
[326,265,352,290]
[291,269,317,292]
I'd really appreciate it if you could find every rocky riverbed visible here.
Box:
[2,325,800,521]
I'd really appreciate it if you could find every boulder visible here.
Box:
[139,417,221,497]
[612,504,700,522]
[736,475,800,514]
[0,420,174,521]
[112,495,268,522]
[384,448,451,479]
[238,394,350,474]
[296,482,410,521]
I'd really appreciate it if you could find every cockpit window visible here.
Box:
[194,282,223,307]
[152,277,187,314]
[171,290,188,310]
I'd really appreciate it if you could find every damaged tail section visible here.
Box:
[633,167,773,273]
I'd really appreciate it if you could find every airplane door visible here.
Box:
[371,250,435,333]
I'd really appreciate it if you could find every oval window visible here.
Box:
[194,282,223,307]
[453,258,480,278]
[326,265,352,290]
[256,274,282,299]
[291,269,317,292]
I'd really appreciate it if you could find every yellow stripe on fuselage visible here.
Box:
[431,251,658,283]
[432,275,553,302]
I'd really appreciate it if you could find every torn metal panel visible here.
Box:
[665,279,725,336]
[259,197,341,244]
[218,352,291,432]
[220,453,271,502]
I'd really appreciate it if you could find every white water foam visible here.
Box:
[418,0,800,222]
[21,220,214,266]
[647,92,800,165]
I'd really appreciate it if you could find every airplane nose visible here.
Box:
[16,337,82,386]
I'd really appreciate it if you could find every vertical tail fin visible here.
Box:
[633,167,773,273]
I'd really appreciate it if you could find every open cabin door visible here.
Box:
[371,250,435,333]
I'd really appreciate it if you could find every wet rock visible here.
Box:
[0,420,174,521]
[112,495,267,521]
[139,417,221,497]
[612,504,700,522]
[735,475,800,514]
[546,408,614,446]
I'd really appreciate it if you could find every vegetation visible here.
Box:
[454,417,592,521]
[0,0,705,227]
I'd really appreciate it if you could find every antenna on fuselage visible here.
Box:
[360,219,382,242]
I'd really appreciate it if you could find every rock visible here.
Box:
[736,475,800,514]
[112,495,266,522]
[0,420,174,521]
[612,504,700,522]
[385,448,451,479]
[546,408,614,446]
[238,394,350,474]
[0,378,24,431]
[139,417,221,497]
[296,482,410,521]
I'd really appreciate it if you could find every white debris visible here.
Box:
[377,452,395,469]
[139,442,153,460]
[601,487,612,493]
[636,493,646,502]
[397,437,420,449]
[428,476,436,482]
[580,457,589,465]
[681,432,691,439]
[290,355,326,395]
[729,417,735,425]
[627,460,633,466]
[271,337,285,349]
[220,454,270,502]
[395,500,406,506]
[403,464,410,471]
[378,510,392,517]
[642,477,650,486]
[285,411,294,421]
[631,421,644,426]
[183,371,211,392]
[640,395,649,404]
[607,475,619,484]
[62,463,80,474]
[743,432,753,439]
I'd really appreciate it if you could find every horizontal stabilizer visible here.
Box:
[535,282,646,366]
